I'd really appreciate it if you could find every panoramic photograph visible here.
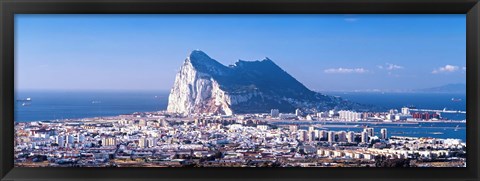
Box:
[14,14,466,167]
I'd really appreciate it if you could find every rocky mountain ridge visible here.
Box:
[167,50,367,115]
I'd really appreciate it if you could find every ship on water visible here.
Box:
[17,97,32,106]
[406,105,416,109]
[451,98,462,102]
[17,97,31,102]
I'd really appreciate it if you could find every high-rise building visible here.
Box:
[361,131,369,143]
[298,130,308,142]
[380,128,388,140]
[338,110,362,121]
[102,137,117,147]
[314,130,320,139]
[55,135,65,148]
[364,127,374,137]
[347,131,355,143]
[308,131,316,142]
[295,109,302,117]
[77,134,85,143]
[328,131,336,143]
[67,135,75,144]
[319,130,327,140]
[271,109,280,118]
[337,131,347,142]
[138,138,147,148]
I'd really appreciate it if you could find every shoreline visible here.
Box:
[15,110,467,124]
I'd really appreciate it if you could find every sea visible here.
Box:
[15,90,169,122]
[15,90,467,141]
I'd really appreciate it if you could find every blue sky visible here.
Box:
[15,14,466,92]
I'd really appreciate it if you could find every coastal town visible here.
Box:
[14,107,466,167]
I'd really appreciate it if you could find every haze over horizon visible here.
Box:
[15,14,466,92]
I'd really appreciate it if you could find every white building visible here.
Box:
[338,110,362,121]
[386,114,395,120]
[364,127,374,137]
[55,135,65,148]
[67,135,75,144]
[289,125,299,132]
[328,110,336,117]
[319,130,327,140]
[328,131,335,143]
[102,137,117,147]
[306,115,313,120]
[395,114,412,121]
[347,131,355,143]
[138,138,147,148]
[401,107,410,115]
[380,128,388,140]
[361,131,369,143]
[295,109,303,117]
[77,134,85,143]
[257,125,269,131]
[298,130,308,142]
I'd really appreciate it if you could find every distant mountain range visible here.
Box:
[167,50,370,115]
[414,83,466,93]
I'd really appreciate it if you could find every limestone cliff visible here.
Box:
[167,50,367,115]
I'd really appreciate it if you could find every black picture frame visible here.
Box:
[1,0,479,180]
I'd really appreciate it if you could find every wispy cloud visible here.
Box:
[387,72,401,78]
[432,65,460,74]
[377,63,403,70]
[386,63,403,70]
[324,68,368,74]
